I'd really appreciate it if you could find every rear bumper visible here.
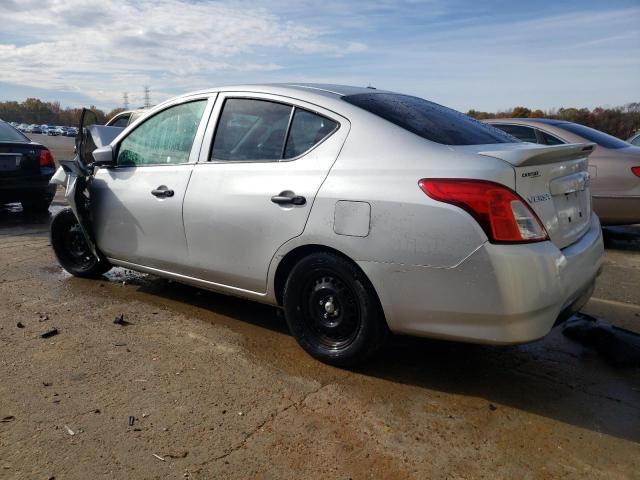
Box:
[359,215,604,344]
[0,175,56,203]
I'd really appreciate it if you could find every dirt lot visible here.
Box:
[0,136,639,479]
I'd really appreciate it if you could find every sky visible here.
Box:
[0,0,638,112]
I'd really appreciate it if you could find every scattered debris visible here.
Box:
[1,416,15,423]
[128,416,135,426]
[152,454,165,462]
[489,404,497,411]
[63,425,75,436]
[164,451,189,459]
[113,314,132,326]
[16,322,24,329]
[563,314,640,367]
[40,328,58,339]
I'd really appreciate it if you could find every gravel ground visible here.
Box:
[0,135,637,479]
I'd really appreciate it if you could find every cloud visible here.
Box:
[0,0,638,111]
[0,0,368,107]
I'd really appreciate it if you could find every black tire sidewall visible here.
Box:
[283,252,387,367]
[50,208,110,278]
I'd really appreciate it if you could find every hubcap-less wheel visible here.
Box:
[283,252,389,366]
[65,224,93,270]
[50,208,111,278]
[303,272,361,350]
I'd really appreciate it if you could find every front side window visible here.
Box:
[493,124,538,143]
[117,100,206,166]
[211,98,339,162]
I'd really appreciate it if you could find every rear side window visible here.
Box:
[284,109,337,158]
[493,124,538,143]
[211,98,338,161]
[540,131,565,145]
[109,115,130,128]
[0,122,29,142]
[559,122,630,149]
[343,93,518,145]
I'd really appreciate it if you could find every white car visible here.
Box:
[50,84,604,366]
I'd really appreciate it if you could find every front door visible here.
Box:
[182,94,349,293]
[91,98,211,271]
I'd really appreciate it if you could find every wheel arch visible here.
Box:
[272,243,383,313]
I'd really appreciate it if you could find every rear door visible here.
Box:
[182,93,349,293]
[91,97,213,271]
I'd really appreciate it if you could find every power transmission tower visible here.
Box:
[123,92,129,109]
[143,86,151,108]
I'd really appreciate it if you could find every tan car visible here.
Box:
[485,118,640,225]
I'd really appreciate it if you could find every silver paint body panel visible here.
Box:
[88,84,604,344]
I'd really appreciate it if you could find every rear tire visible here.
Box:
[50,208,111,277]
[283,252,388,367]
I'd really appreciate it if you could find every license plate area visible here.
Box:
[0,154,21,171]
[553,190,590,227]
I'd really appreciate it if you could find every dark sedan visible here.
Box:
[0,121,57,213]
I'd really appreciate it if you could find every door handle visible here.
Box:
[151,186,174,198]
[271,193,306,206]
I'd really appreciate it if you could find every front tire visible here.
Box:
[283,252,388,367]
[50,208,111,277]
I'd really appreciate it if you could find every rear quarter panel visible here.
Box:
[271,115,516,273]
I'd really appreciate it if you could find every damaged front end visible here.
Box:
[49,108,123,261]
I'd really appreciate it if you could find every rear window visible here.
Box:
[0,122,29,142]
[343,93,518,145]
[560,123,630,149]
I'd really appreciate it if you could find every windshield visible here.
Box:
[343,93,519,145]
[560,122,630,149]
[0,122,29,142]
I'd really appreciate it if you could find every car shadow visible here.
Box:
[0,202,55,232]
[128,275,640,444]
[603,225,640,252]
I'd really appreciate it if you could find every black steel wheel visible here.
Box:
[50,208,111,277]
[283,252,388,366]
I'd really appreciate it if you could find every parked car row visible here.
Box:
[8,122,78,137]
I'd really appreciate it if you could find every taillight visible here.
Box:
[632,167,640,177]
[418,179,549,244]
[39,148,55,168]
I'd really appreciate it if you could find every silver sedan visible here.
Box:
[50,84,603,366]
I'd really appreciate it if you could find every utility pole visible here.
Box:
[123,92,129,110]
[143,86,151,108]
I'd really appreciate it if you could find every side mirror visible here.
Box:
[92,145,115,167]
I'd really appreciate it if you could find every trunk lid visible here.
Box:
[0,141,41,178]
[457,143,596,249]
